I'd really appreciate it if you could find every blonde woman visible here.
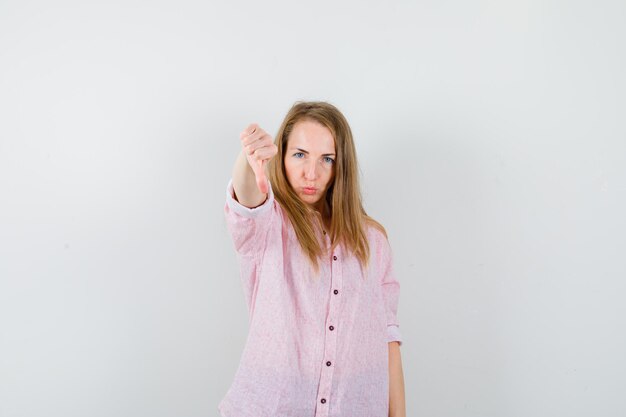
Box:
[219,101,406,417]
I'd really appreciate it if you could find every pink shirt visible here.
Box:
[218,179,403,417]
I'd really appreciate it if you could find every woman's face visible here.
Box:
[284,119,336,212]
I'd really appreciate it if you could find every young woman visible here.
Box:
[219,101,406,417]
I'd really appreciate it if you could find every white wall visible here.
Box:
[1,1,625,416]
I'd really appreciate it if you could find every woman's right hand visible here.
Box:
[240,123,278,194]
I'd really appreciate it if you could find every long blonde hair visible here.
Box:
[267,101,386,274]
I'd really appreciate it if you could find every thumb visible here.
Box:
[253,159,269,194]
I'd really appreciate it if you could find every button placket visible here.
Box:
[314,245,343,417]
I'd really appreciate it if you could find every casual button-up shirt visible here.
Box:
[218,179,403,417]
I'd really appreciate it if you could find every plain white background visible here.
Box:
[1,0,625,416]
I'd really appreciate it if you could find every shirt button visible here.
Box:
[326,361,332,366]
[329,325,334,331]
[320,398,326,404]
[333,289,338,295]
[333,255,337,261]
[323,230,326,235]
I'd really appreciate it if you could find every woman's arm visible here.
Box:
[388,341,406,417]
[232,149,265,208]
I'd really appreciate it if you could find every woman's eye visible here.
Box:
[323,157,335,164]
[293,152,304,158]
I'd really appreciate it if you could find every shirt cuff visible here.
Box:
[226,178,275,219]
[387,325,403,346]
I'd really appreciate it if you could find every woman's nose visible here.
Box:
[304,161,318,180]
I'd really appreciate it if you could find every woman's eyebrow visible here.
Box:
[291,147,336,156]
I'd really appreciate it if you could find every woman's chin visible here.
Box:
[299,193,321,206]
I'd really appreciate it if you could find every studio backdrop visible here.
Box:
[0,0,624,416]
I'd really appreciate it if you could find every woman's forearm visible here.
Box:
[232,150,266,208]
[388,341,406,417]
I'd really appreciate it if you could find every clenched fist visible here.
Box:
[239,124,278,194]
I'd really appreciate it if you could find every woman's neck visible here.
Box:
[311,200,331,231]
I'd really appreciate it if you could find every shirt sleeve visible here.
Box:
[224,178,276,260]
[380,238,403,346]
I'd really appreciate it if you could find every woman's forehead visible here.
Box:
[288,120,335,152]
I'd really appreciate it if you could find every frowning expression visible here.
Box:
[284,120,336,211]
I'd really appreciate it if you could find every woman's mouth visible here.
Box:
[302,187,317,195]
